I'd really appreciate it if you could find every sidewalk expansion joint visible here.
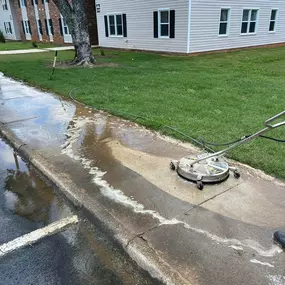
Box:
[126,223,161,248]
[181,181,245,217]
[4,116,39,125]
[1,96,34,101]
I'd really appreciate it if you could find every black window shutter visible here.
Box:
[49,19,54,35]
[153,11,158,38]
[170,10,175,38]
[28,20,32,34]
[123,14,127,37]
[31,0,34,6]
[59,18,63,36]
[104,15,109,37]
[45,19,49,35]
[24,0,27,6]
[18,0,21,7]
[35,0,38,4]
[21,20,25,34]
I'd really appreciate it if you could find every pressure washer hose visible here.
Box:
[68,87,285,151]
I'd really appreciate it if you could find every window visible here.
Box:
[20,0,26,7]
[159,10,169,37]
[4,22,12,34]
[62,18,70,35]
[38,20,43,35]
[241,9,258,34]
[2,0,8,10]
[269,9,278,32]
[107,14,123,36]
[48,19,54,35]
[219,8,230,35]
[23,20,31,34]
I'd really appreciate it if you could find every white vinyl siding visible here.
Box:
[0,0,20,40]
[97,0,189,53]
[189,0,285,53]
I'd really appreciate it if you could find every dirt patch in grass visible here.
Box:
[47,61,120,69]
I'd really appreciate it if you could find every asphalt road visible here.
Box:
[0,137,161,285]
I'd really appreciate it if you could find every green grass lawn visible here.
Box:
[0,48,284,179]
[0,41,59,51]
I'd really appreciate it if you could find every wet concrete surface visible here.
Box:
[0,138,162,285]
[1,73,285,284]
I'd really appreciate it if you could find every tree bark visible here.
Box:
[52,0,96,66]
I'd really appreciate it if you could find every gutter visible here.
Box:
[186,0,192,53]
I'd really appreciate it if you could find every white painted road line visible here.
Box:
[0,215,78,257]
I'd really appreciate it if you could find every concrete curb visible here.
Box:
[0,122,189,285]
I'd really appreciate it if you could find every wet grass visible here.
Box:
[0,48,284,179]
[0,41,58,51]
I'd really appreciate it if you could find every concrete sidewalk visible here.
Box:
[0,45,98,55]
[0,73,285,285]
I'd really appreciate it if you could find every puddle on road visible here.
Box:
[0,137,71,224]
[0,138,162,285]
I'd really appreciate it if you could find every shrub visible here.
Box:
[0,30,5,43]
[32,41,38,48]
[100,49,105,56]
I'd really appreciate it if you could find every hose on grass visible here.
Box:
[68,87,215,152]
[68,87,285,153]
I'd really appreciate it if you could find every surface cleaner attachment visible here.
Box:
[170,110,285,190]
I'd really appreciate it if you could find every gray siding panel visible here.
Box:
[190,0,285,53]
[96,0,189,53]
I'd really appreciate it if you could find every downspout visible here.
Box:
[186,0,192,53]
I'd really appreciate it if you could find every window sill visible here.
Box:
[268,31,276,34]
[109,35,124,38]
[218,34,229,37]
[240,33,257,36]
[158,36,170,39]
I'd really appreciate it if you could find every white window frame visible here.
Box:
[47,18,53,36]
[241,8,259,35]
[62,17,70,35]
[107,13,123,37]
[269,9,278,33]
[23,20,30,34]
[218,8,231,37]
[158,8,170,38]
[4,22,12,34]
[2,0,8,10]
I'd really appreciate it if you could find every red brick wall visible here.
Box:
[37,1,52,43]
[13,0,98,45]
[26,1,39,42]
[85,0,98,45]
[14,1,26,41]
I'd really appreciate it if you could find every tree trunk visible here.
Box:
[52,0,95,66]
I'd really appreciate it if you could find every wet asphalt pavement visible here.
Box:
[0,137,161,285]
